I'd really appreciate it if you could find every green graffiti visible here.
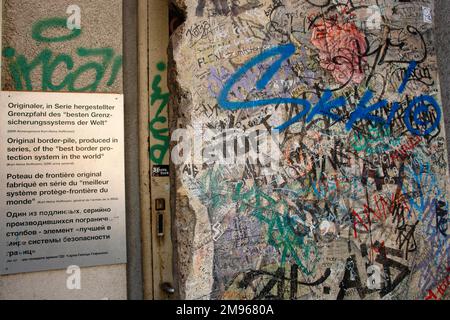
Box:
[45,53,74,91]
[2,17,122,92]
[3,47,122,92]
[149,62,170,165]
[350,124,393,154]
[192,167,321,275]
[198,169,229,210]
[32,17,81,43]
[232,181,320,275]
[107,55,123,86]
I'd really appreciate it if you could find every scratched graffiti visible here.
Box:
[171,0,450,300]
[2,16,122,92]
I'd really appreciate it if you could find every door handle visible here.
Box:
[161,282,175,294]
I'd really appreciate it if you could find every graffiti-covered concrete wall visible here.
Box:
[0,0,126,300]
[170,0,450,300]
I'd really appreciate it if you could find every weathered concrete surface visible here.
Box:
[170,0,450,300]
[0,0,126,300]
[435,0,450,175]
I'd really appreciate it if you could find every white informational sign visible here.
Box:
[0,91,126,275]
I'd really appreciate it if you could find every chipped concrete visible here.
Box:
[170,0,450,300]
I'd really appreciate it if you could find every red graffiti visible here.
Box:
[352,193,411,239]
[424,268,450,300]
[391,136,423,161]
[311,19,367,84]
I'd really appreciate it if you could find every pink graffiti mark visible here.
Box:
[311,18,367,85]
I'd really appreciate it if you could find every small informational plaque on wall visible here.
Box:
[0,91,126,275]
